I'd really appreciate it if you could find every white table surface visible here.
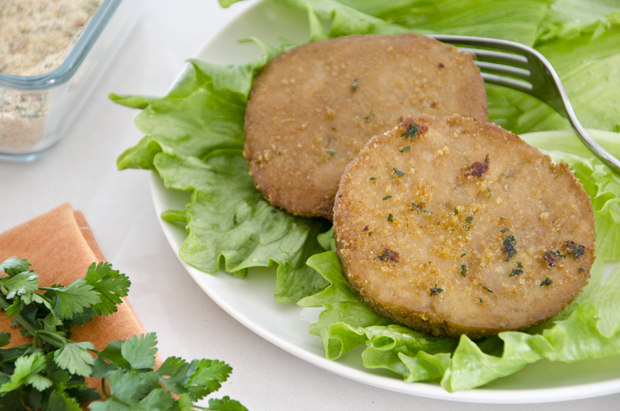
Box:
[1,1,619,409]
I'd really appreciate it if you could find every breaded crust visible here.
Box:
[245,34,488,219]
[333,115,595,339]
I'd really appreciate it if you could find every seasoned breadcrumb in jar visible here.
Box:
[0,89,49,149]
[0,0,101,76]
[0,0,100,151]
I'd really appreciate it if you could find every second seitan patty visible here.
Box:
[333,115,595,339]
[244,33,488,219]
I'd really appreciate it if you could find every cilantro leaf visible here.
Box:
[4,300,21,318]
[186,359,232,401]
[93,340,131,377]
[21,292,52,309]
[0,333,10,348]
[0,258,31,276]
[40,313,64,331]
[156,356,187,380]
[105,369,159,405]
[121,333,157,370]
[47,389,82,411]
[0,352,47,394]
[155,356,189,394]
[154,357,236,403]
[91,356,120,381]
[1,271,39,299]
[114,57,259,170]
[53,342,96,377]
[0,390,29,411]
[70,386,101,404]
[0,344,31,366]
[135,388,176,409]
[83,262,131,316]
[207,396,248,411]
[26,373,53,391]
[206,396,249,411]
[49,279,100,320]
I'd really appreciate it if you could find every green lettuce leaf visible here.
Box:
[485,84,570,135]
[278,0,552,45]
[362,325,457,382]
[277,0,407,37]
[537,0,620,42]
[115,61,247,170]
[155,152,329,303]
[536,25,620,133]
[115,39,287,171]
[299,252,391,358]
[344,0,553,45]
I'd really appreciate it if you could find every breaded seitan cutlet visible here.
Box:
[333,115,595,339]
[245,33,488,219]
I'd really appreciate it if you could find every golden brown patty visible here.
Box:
[334,115,595,339]
[244,34,488,219]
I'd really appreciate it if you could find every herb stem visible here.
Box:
[34,330,66,349]
[101,378,110,398]
[0,296,67,349]
[0,296,39,337]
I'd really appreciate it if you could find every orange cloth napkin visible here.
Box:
[0,203,147,350]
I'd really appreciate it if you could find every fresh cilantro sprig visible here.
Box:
[0,257,247,411]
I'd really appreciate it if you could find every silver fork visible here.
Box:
[429,34,620,176]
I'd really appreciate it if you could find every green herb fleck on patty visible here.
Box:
[503,235,517,261]
[540,277,553,287]
[402,123,420,139]
[509,269,523,277]
[430,285,443,296]
[411,202,433,214]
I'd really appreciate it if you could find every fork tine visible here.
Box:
[457,48,529,68]
[480,73,533,93]
[430,34,532,55]
[475,61,531,81]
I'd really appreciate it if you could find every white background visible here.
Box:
[1,0,619,409]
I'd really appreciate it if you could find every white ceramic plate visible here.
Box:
[150,0,620,404]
